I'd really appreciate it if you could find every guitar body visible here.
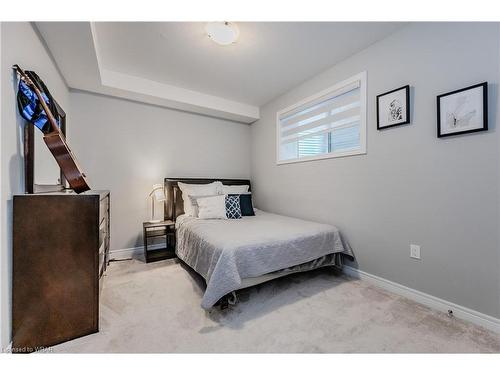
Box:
[43,131,90,193]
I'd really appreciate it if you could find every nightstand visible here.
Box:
[143,220,176,263]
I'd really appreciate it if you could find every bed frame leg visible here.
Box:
[227,291,238,305]
[217,291,238,310]
[219,299,229,310]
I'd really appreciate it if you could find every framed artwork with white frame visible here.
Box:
[376,85,410,130]
[437,82,488,138]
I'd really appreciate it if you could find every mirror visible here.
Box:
[24,102,67,193]
[34,130,60,184]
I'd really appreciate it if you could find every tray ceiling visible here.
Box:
[35,22,405,123]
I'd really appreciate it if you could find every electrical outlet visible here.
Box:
[410,244,421,259]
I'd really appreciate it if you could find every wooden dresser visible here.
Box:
[12,190,110,352]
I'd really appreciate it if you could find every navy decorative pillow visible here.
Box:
[225,195,242,219]
[229,193,255,216]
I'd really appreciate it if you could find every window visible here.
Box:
[277,72,367,164]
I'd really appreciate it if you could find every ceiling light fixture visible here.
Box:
[205,22,239,46]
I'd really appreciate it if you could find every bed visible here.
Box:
[164,178,354,309]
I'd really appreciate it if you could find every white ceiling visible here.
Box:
[95,22,404,106]
[36,22,406,123]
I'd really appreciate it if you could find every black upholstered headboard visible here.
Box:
[164,178,251,221]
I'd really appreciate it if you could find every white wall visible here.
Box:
[251,23,500,319]
[0,21,3,348]
[0,22,70,349]
[497,25,500,321]
[69,91,251,251]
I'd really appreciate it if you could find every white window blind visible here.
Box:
[277,72,366,164]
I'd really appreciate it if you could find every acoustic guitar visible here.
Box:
[14,65,91,194]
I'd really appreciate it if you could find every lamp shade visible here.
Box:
[151,184,165,202]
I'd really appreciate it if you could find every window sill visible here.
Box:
[276,148,366,165]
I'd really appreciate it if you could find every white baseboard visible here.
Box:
[109,243,165,260]
[343,266,500,334]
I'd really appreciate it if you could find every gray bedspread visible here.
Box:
[175,210,354,309]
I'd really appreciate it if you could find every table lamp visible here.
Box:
[148,184,165,223]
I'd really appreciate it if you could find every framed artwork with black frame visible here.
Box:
[437,82,488,138]
[376,85,410,130]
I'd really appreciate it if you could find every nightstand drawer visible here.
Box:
[145,228,167,237]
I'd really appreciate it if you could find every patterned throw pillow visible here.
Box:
[225,195,242,219]
[229,193,255,216]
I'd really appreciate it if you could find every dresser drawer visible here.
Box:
[98,216,109,276]
[98,240,106,276]
[98,219,107,248]
[99,195,109,225]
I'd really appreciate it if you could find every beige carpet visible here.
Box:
[53,259,499,353]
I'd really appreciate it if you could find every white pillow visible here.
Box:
[220,184,249,194]
[196,195,227,219]
[178,182,221,216]
[188,194,219,218]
